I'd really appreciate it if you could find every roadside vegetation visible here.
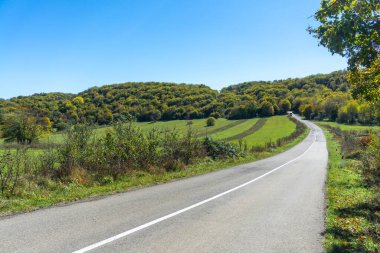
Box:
[317,121,380,132]
[321,124,380,252]
[0,115,308,215]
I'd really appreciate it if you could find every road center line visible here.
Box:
[73,130,316,253]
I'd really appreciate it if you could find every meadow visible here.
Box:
[36,116,297,148]
[237,116,296,148]
[316,121,380,132]
[39,118,236,144]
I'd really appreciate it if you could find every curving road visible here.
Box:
[0,119,327,253]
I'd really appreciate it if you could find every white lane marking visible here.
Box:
[73,132,316,253]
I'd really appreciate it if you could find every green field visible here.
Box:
[39,118,238,144]
[2,116,299,150]
[238,116,297,148]
[209,118,259,140]
[316,121,380,132]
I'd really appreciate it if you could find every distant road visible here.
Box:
[0,119,327,253]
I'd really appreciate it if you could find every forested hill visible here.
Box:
[2,70,375,130]
[219,71,351,119]
[0,82,220,130]
[78,82,219,123]
[223,71,348,93]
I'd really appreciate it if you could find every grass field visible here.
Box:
[237,116,297,148]
[316,121,380,132]
[39,118,240,144]
[209,118,259,140]
[1,116,299,151]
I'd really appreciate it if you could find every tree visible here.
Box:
[338,107,349,123]
[72,96,85,105]
[309,0,380,102]
[150,110,161,122]
[346,101,359,124]
[358,103,377,124]
[301,104,313,120]
[279,99,291,114]
[259,101,274,117]
[348,58,380,102]
[1,112,43,144]
[206,117,216,127]
[309,0,379,68]
[40,117,53,133]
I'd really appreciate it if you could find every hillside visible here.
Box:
[2,71,378,130]
[221,71,379,125]
[220,71,349,118]
[1,83,220,130]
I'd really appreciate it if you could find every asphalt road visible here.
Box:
[0,119,327,253]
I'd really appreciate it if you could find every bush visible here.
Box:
[161,126,204,168]
[206,117,216,127]
[203,136,242,159]
[58,124,94,178]
[361,134,380,187]
[55,122,206,177]
[210,112,222,119]
[0,148,39,196]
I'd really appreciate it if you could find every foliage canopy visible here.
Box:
[308,0,380,102]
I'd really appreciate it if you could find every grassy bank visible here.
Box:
[322,129,380,252]
[317,121,380,132]
[0,117,309,216]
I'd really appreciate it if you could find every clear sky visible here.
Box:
[0,0,347,99]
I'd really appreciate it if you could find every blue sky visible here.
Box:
[0,0,347,99]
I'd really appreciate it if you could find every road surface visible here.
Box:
[0,119,327,253]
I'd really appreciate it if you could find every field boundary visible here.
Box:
[250,116,306,151]
[198,119,248,137]
[222,118,267,142]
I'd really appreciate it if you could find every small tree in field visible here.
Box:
[1,111,43,144]
[206,117,216,127]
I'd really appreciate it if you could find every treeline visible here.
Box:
[222,71,380,125]
[220,71,349,119]
[1,71,378,132]
[0,83,221,130]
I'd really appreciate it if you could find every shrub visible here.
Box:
[161,126,204,168]
[0,148,30,196]
[206,117,216,127]
[100,175,114,185]
[58,124,94,178]
[210,112,222,119]
[203,136,242,159]
[361,134,380,187]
